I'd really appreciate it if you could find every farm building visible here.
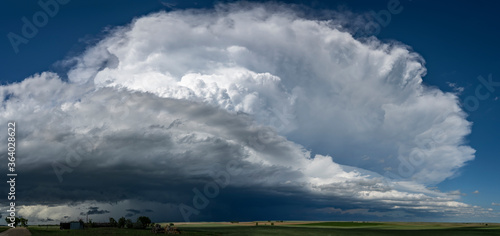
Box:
[70,221,84,229]
[59,222,70,229]
[60,221,84,230]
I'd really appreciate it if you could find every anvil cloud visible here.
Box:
[0,2,488,223]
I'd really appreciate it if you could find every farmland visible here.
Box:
[19,221,500,235]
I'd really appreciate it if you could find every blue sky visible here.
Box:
[1,0,499,223]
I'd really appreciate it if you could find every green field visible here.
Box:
[297,221,385,227]
[24,222,500,236]
[28,226,152,235]
[0,226,10,233]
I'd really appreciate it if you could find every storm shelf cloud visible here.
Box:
[0,1,493,223]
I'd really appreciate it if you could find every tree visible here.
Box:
[109,217,117,227]
[86,219,93,228]
[19,217,28,227]
[132,221,143,229]
[125,219,133,229]
[79,219,85,229]
[5,217,20,227]
[118,217,126,228]
[136,216,151,229]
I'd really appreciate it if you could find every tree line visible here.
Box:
[4,216,152,229]
[4,217,28,227]
[107,216,151,229]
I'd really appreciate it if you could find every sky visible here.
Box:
[1,0,499,224]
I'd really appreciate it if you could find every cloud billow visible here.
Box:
[0,2,488,223]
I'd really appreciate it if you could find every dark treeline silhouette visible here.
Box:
[59,216,151,230]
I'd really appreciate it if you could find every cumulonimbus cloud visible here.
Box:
[0,2,487,223]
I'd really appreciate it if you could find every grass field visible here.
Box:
[28,226,152,235]
[297,221,384,227]
[0,226,10,233]
[24,222,500,236]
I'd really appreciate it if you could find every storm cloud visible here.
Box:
[1,2,491,223]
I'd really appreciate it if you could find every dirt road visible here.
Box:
[0,228,31,236]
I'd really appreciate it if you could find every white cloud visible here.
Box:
[448,190,467,196]
[0,2,483,223]
[66,3,474,185]
[446,82,464,94]
[473,190,480,194]
[17,200,177,223]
